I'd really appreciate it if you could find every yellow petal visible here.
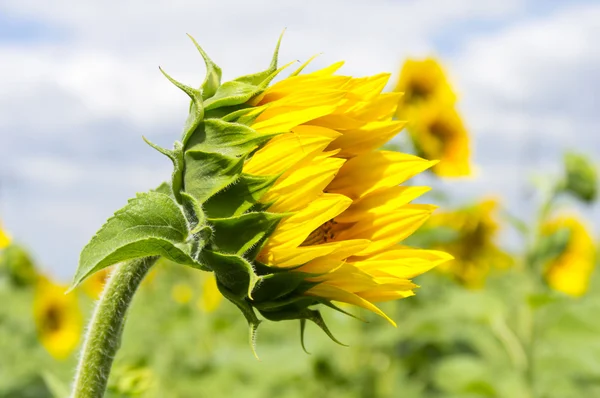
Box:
[305,283,396,326]
[327,151,437,199]
[337,204,436,256]
[328,120,406,158]
[264,193,352,250]
[243,125,339,176]
[351,249,453,278]
[265,153,345,213]
[335,186,431,223]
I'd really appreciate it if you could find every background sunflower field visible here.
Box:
[1,1,598,397]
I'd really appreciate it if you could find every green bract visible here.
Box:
[72,34,341,354]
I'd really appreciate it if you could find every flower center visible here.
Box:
[301,220,338,246]
[42,304,63,333]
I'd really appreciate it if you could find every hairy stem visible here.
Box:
[71,257,158,398]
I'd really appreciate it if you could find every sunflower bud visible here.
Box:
[0,244,38,287]
[73,34,452,352]
[563,152,597,203]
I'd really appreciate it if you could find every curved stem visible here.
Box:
[71,257,158,398]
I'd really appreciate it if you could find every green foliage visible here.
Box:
[73,191,200,287]
[0,244,37,287]
[563,152,598,203]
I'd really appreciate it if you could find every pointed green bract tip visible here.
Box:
[186,33,222,100]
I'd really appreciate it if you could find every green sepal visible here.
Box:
[143,137,185,203]
[319,300,366,322]
[203,174,279,219]
[183,150,246,203]
[203,63,289,111]
[186,34,222,100]
[186,118,278,157]
[244,210,294,261]
[251,271,314,303]
[209,212,285,256]
[215,279,262,359]
[259,307,347,347]
[201,250,258,300]
[159,67,204,147]
[233,30,283,86]
[72,191,200,288]
[299,319,310,354]
[220,107,255,123]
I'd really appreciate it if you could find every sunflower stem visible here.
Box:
[71,256,158,398]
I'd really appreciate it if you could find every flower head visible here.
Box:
[394,58,471,177]
[34,276,82,359]
[542,215,596,297]
[73,35,453,350]
[424,199,512,288]
[395,58,456,108]
[242,63,452,325]
[0,222,11,249]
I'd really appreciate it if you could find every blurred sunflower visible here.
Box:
[34,276,83,359]
[240,61,453,324]
[0,222,11,249]
[81,266,112,299]
[542,215,596,297]
[172,282,193,304]
[394,58,456,109]
[410,103,471,177]
[198,273,222,313]
[424,199,512,288]
[394,58,471,177]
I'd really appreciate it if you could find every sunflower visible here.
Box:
[0,222,11,249]
[34,276,83,359]
[394,58,456,109]
[394,58,471,177]
[542,215,596,297]
[81,266,112,299]
[198,273,222,313]
[238,60,452,324]
[424,199,511,288]
[409,103,471,177]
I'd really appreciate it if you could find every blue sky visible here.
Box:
[1,0,598,279]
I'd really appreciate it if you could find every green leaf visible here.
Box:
[203,173,278,218]
[186,34,222,100]
[186,118,277,157]
[183,150,245,203]
[73,191,199,287]
[210,212,284,256]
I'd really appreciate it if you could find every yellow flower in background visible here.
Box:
[81,267,112,299]
[34,276,82,359]
[410,103,471,177]
[426,199,512,288]
[394,58,471,178]
[542,216,596,297]
[198,274,222,313]
[172,282,193,304]
[243,61,453,324]
[394,58,456,110]
[0,222,11,249]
